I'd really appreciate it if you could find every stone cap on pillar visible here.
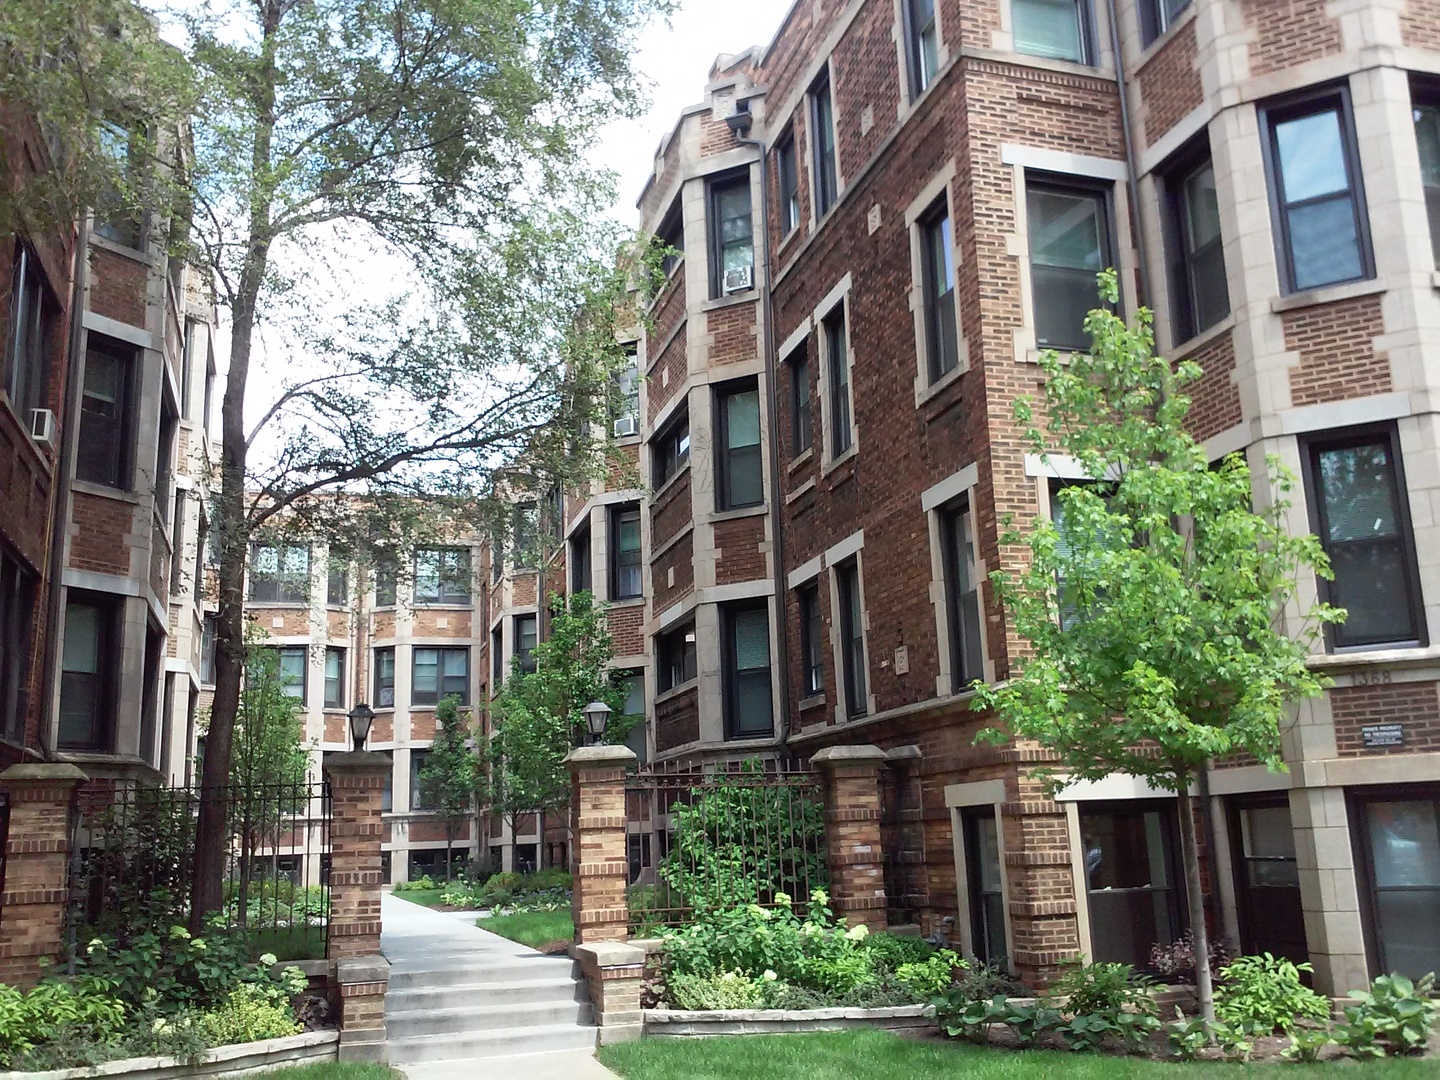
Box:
[563,745,637,774]
[811,744,887,770]
[0,763,88,791]
[323,751,393,780]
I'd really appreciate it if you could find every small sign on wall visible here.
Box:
[893,645,909,675]
[1361,723,1405,749]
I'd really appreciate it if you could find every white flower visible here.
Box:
[845,923,869,942]
[259,952,279,967]
[762,970,778,982]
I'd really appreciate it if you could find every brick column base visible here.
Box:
[812,745,889,932]
[573,941,643,1045]
[565,745,637,945]
[324,752,390,960]
[0,764,87,988]
[335,956,389,1062]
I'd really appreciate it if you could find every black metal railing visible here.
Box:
[67,780,331,962]
[624,759,827,934]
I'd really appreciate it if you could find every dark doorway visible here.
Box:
[1228,797,1307,964]
[1080,801,1187,969]
[961,808,1007,968]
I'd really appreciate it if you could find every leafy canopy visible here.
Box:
[974,271,1343,790]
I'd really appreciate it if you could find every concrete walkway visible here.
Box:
[380,892,620,1078]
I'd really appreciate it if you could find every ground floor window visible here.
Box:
[514,843,538,874]
[1353,788,1440,979]
[1228,798,1306,964]
[1079,801,1185,970]
[961,808,1007,968]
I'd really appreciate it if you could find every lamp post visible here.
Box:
[348,703,375,752]
[583,701,611,746]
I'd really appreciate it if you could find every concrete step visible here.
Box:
[387,959,579,991]
[387,1000,593,1038]
[387,1021,598,1063]
[386,976,588,1011]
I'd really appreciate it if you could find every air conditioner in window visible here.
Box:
[613,414,639,438]
[29,409,56,450]
[723,265,754,294]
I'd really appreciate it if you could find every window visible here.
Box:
[414,547,471,605]
[327,563,348,606]
[789,348,812,456]
[657,204,684,277]
[836,560,867,717]
[181,318,199,419]
[571,524,592,594]
[920,202,959,381]
[169,491,186,593]
[962,808,1007,966]
[490,535,504,584]
[905,0,940,97]
[410,750,434,811]
[1414,97,1440,267]
[724,603,773,738]
[491,626,503,681]
[545,485,563,541]
[1080,802,1186,969]
[4,246,55,420]
[1353,790,1440,980]
[777,132,801,234]
[1012,0,1091,65]
[249,544,310,603]
[1302,426,1423,649]
[1139,0,1190,45]
[515,615,537,673]
[1229,800,1306,963]
[58,593,117,751]
[1165,150,1229,341]
[375,556,397,606]
[1262,88,1372,293]
[940,498,984,691]
[203,349,216,434]
[618,671,647,764]
[823,304,853,457]
[155,397,178,521]
[609,505,642,599]
[513,504,539,569]
[0,549,36,744]
[276,646,306,702]
[77,340,135,488]
[709,173,754,297]
[798,581,824,697]
[324,647,345,709]
[95,121,143,248]
[1050,479,1105,630]
[613,350,640,437]
[716,383,763,510]
[810,73,839,216]
[658,622,697,691]
[200,614,218,685]
[1027,179,1112,351]
[653,411,691,487]
[374,647,395,708]
[413,646,469,706]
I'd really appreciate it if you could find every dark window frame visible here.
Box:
[0,546,36,745]
[919,197,960,382]
[1348,784,1440,981]
[940,496,985,692]
[374,646,396,709]
[324,646,345,709]
[787,345,813,457]
[1078,799,1189,971]
[715,380,764,510]
[1412,78,1440,268]
[657,622,698,692]
[275,645,307,705]
[1163,137,1230,343]
[571,523,593,594]
[514,614,538,673]
[810,71,839,217]
[609,504,643,600]
[657,202,685,279]
[798,580,824,698]
[413,547,471,606]
[412,645,470,706]
[961,807,1008,967]
[1026,173,1117,352]
[77,337,137,489]
[1012,0,1095,65]
[327,562,348,607]
[776,130,801,235]
[248,543,311,604]
[653,409,691,488]
[1299,423,1425,651]
[903,0,940,99]
[4,245,56,421]
[822,303,853,458]
[708,170,755,298]
[58,592,119,752]
[1138,0,1191,46]
[722,601,773,740]
[835,559,868,718]
[1259,83,1374,296]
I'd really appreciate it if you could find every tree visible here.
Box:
[973,271,1342,1021]
[417,695,480,881]
[224,636,311,928]
[485,591,630,866]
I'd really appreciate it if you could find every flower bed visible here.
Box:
[0,1029,337,1080]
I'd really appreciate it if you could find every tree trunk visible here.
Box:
[538,808,546,870]
[445,836,454,882]
[189,0,281,930]
[1175,771,1215,1022]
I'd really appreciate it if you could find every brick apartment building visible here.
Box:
[560,0,1440,995]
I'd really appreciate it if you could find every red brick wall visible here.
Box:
[412,610,472,636]
[1331,682,1440,757]
[1283,294,1390,407]
[68,491,134,576]
[1402,0,1440,49]
[1243,0,1341,76]
[607,602,644,658]
[647,331,688,426]
[1182,330,1242,442]
[706,301,759,365]
[651,472,692,549]
[655,685,699,752]
[1136,21,1202,147]
[88,247,148,327]
[714,515,767,585]
[832,0,903,171]
[652,532,694,614]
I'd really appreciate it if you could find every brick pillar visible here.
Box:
[566,744,636,945]
[813,745,889,932]
[574,941,645,1044]
[0,764,87,987]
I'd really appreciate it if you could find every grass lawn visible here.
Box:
[479,909,573,950]
[391,888,448,909]
[598,1030,1437,1079]
[263,1063,398,1080]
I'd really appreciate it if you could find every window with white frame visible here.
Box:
[1027,177,1114,352]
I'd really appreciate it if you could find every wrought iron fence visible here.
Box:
[67,779,331,962]
[624,759,827,934]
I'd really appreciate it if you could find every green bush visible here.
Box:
[1214,953,1330,1034]
[665,971,768,1010]
[893,950,962,998]
[1050,958,1157,1018]
[0,979,127,1067]
[861,932,937,974]
[196,984,303,1046]
[1281,1024,1334,1063]
[395,875,437,892]
[1334,972,1437,1057]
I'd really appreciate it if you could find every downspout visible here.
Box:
[39,216,91,760]
[1103,0,1154,306]
[730,109,793,750]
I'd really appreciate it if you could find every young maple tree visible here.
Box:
[417,695,480,882]
[974,271,1343,1020]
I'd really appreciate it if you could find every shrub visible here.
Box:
[861,932,937,974]
[1281,1024,1334,1063]
[1148,930,1232,983]
[1334,972,1437,1057]
[1214,953,1330,1034]
[196,984,302,1046]
[0,980,127,1067]
[938,994,1012,1043]
[664,971,767,1010]
[894,950,962,998]
[1164,1012,1215,1061]
[394,875,437,892]
[1051,957,1157,1018]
